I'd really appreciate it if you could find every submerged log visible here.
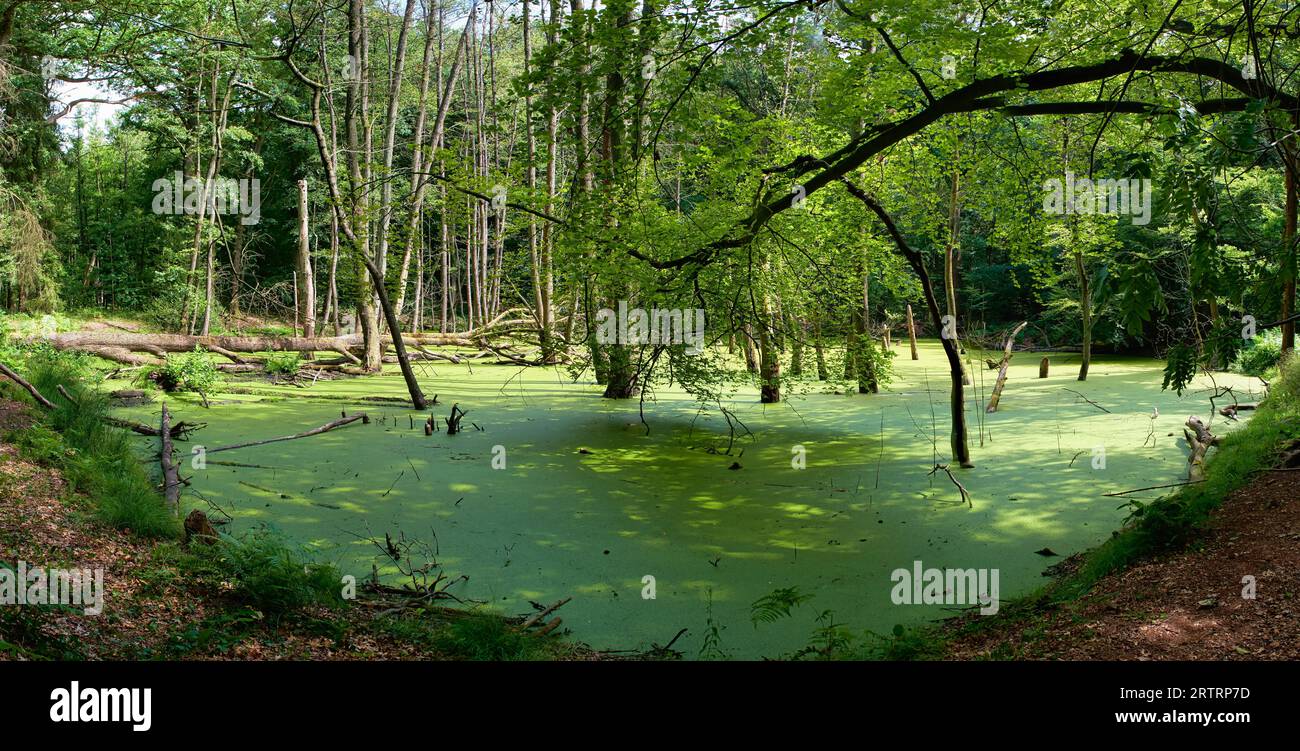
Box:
[1219,403,1257,418]
[519,597,571,631]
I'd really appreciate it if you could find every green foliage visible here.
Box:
[141,346,221,394]
[0,603,88,660]
[1160,343,1199,395]
[1233,329,1282,378]
[433,615,539,661]
[19,349,178,538]
[178,526,343,619]
[261,351,302,376]
[749,586,814,627]
[167,608,266,656]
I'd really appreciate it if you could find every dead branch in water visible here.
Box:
[519,597,572,631]
[1103,480,1203,497]
[206,412,369,454]
[928,463,971,507]
[1061,387,1111,413]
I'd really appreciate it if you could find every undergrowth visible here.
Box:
[6,346,179,539]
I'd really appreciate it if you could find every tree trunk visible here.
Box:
[845,182,971,466]
[759,319,780,402]
[789,315,804,376]
[906,302,919,360]
[296,179,316,341]
[742,322,759,373]
[813,317,828,380]
[1075,247,1092,381]
[1283,108,1298,354]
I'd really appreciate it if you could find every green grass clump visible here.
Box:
[163,527,343,619]
[16,348,179,539]
[433,614,540,660]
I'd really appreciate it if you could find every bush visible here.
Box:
[262,351,303,377]
[141,346,221,394]
[1233,329,1282,378]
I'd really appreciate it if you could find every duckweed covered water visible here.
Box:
[115,341,1262,658]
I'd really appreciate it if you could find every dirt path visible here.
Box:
[945,469,1300,660]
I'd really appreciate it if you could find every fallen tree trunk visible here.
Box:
[160,403,181,516]
[41,331,484,355]
[0,362,57,408]
[76,346,163,366]
[3,364,201,438]
[1219,403,1257,418]
[206,412,369,454]
[1186,415,1219,447]
[985,321,1029,413]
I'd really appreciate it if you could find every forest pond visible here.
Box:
[114,342,1262,659]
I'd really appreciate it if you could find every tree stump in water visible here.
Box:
[905,304,919,360]
[1039,357,1050,378]
[985,321,1029,413]
[447,404,467,435]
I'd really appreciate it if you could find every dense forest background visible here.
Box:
[0,1,1296,416]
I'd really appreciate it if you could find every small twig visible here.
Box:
[1062,387,1111,413]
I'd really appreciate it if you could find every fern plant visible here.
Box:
[749,586,813,628]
